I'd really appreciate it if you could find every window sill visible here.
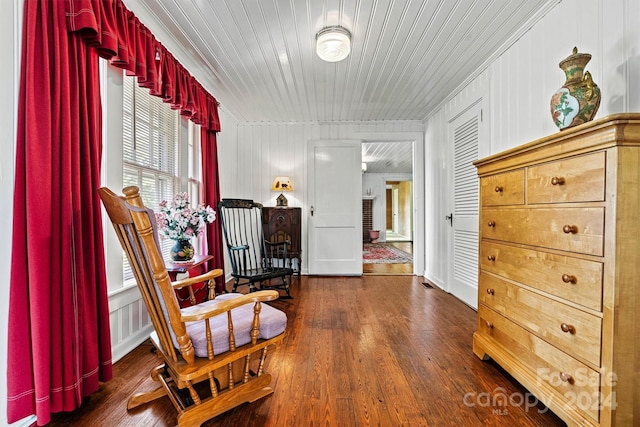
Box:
[108,280,137,298]
[108,282,142,312]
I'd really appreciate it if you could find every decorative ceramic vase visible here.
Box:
[170,239,195,261]
[550,47,601,130]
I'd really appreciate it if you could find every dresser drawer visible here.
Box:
[481,169,525,206]
[527,152,606,204]
[479,273,602,367]
[482,207,604,256]
[480,241,603,311]
[477,305,600,422]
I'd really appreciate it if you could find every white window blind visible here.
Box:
[122,75,179,280]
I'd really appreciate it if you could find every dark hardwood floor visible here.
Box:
[48,275,566,426]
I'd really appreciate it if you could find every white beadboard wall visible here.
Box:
[217,120,425,277]
[423,0,640,293]
[108,286,152,362]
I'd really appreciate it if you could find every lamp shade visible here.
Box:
[316,26,351,62]
[272,176,293,192]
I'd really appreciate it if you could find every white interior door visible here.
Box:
[448,103,481,309]
[307,140,362,275]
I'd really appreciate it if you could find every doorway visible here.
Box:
[361,141,414,275]
[385,180,412,242]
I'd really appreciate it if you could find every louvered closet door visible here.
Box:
[449,104,480,309]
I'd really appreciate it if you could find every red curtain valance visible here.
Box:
[65,0,221,131]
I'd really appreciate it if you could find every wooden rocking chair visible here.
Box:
[99,186,287,427]
[218,199,293,298]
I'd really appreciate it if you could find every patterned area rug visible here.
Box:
[363,243,412,264]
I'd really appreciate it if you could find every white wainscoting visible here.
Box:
[108,285,153,363]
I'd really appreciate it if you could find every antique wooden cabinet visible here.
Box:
[473,114,640,426]
[262,206,302,276]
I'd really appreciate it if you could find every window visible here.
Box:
[101,68,203,289]
[121,76,180,280]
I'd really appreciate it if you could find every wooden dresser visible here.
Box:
[473,114,640,426]
[262,206,302,277]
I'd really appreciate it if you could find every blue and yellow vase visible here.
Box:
[550,47,601,130]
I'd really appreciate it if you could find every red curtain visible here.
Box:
[8,0,223,424]
[201,129,225,294]
[66,0,221,131]
[7,1,112,424]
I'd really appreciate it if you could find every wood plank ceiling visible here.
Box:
[362,141,413,173]
[126,0,559,124]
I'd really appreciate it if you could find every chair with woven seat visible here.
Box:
[99,186,287,427]
[218,198,293,298]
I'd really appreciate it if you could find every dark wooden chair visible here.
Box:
[99,186,287,426]
[218,199,293,298]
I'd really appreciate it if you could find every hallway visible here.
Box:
[363,240,413,275]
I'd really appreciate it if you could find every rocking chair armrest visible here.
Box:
[171,268,223,290]
[264,240,289,257]
[180,290,280,322]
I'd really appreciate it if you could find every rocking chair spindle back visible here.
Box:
[218,199,293,298]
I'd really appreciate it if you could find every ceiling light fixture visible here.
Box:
[316,26,351,62]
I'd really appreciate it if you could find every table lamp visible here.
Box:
[272,176,293,206]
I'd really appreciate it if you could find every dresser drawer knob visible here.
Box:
[560,323,576,334]
[485,320,493,329]
[559,372,574,384]
[488,221,496,227]
[494,186,503,193]
[486,288,495,295]
[487,255,496,261]
[562,225,578,234]
[562,274,577,284]
[551,176,565,185]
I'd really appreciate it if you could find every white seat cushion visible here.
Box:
[180,293,287,357]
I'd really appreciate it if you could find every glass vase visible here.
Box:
[170,239,195,262]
